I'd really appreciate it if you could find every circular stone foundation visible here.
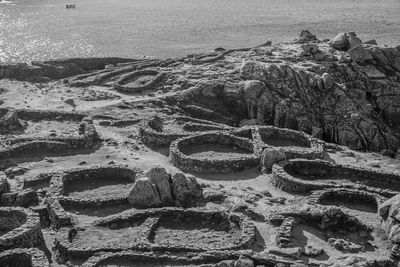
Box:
[254,126,324,161]
[308,189,380,213]
[0,248,49,267]
[54,208,255,263]
[139,115,232,146]
[0,207,43,251]
[191,53,225,65]
[0,115,98,160]
[46,165,139,228]
[272,159,400,196]
[170,133,259,173]
[113,69,165,93]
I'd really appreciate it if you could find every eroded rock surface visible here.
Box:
[128,167,203,208]
[0,31,399,266]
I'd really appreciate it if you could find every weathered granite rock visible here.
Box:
[170,172,203,207]
[348,45,374,65]
[297,30,317,43]
[379,194,400,257]
[364,39,378,45]
[348,34,363,49]
[261,148,286,171]
[148,115,164,132]
[146,167,173,205]
[128,177,163,208]
[128,169,202,208]
[0,173,9,197]
[329,33,349,50]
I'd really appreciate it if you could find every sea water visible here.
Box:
[1,0,399,62]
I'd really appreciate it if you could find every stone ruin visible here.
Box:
[272,159,400,196]
[113,69,165,94]
[0,108,99,167]
[1,31,400,266]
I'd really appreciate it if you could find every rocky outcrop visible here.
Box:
[146,167,173,205]
[0,57,134,80]
[128,167,203,208]
[238,59,398,152]
[163,31,400,153]
[379,194,400,260]
[170,172,203,207]
[127,177,163,208]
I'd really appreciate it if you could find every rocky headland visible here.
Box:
[0,31,400,266]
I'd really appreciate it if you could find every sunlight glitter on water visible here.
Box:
[1,0,400,63]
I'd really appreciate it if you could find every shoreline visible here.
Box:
[1,30,400,154]
[1,34,399,81]
[1,30,400,265]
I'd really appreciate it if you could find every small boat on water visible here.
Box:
[66,4,76,8]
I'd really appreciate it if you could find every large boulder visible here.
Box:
[347,34,363,50]
[379,194,400,259]
[170,172,203,207]
[329,33,349,50]
[128,177,163,208]
[297,30,317,42]
[148,116,163,132]
[128,168,203,208]
[348,45,374,65]
[261,148,286,170]
[146,167,173,205]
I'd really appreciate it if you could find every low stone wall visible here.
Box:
[81,251,245,267]
[272,159,400,196]
[46,165,139,228]
[191,53,225,65]
[0,108,22,134]
[308,188,383,208]
[253,126,325,161]
[270,205,370,233]
[170,132,260,173]
[69,66,135,87]
[0,207,44,251]
[275,217,296,248]
[113,70,165,93]
[139,115,232,146]
[54,207,255,263]
[15,108,87,122]
[0,248,49,267]
[0,113,99,160]
[42,57,134,71]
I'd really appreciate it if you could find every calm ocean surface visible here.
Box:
[1,0,400,63]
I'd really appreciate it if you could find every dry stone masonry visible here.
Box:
[1,31,400,266]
